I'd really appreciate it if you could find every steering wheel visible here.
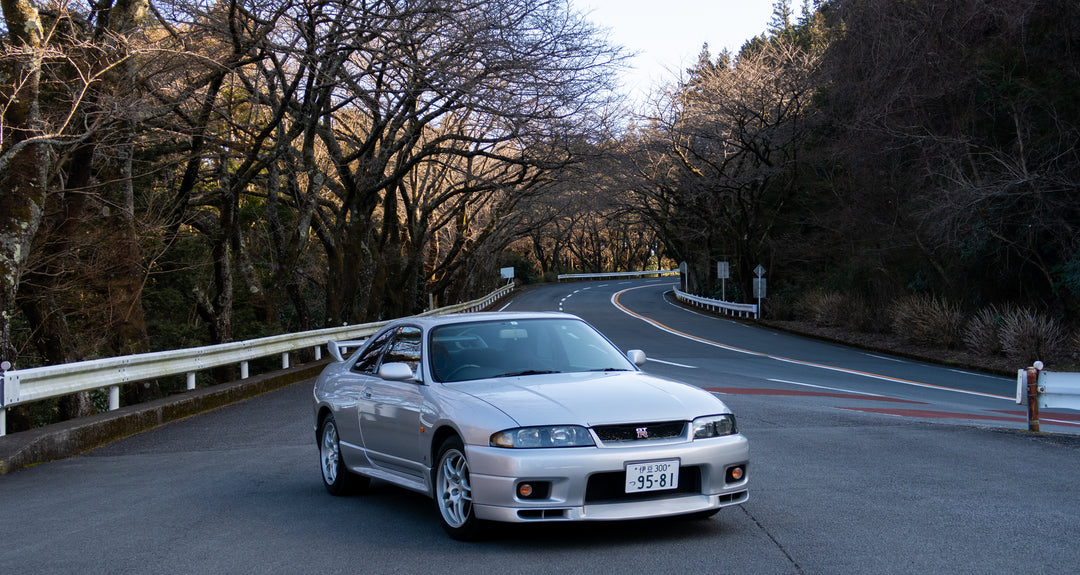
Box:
[445,364,482,381]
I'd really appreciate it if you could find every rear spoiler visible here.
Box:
[327,339,367,362]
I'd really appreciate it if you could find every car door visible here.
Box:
[335,328,396,465]
[357,325,428,479]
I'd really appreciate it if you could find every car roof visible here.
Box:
[395,311,581,329]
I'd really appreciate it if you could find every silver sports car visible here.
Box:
[312,312,749,540]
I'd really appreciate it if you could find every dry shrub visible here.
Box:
[962,305,1007,355]
[795,290,878,331]
[890,294,963,348]
[799,290,848,327]
[844,295,878,332]
[793,289,821,320]
[999,308,1067,364]
[765,290,798,321]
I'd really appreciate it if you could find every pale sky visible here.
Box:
[577,0,777,100]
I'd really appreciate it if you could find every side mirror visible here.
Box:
[379,362,416,381]
[327,339,367,362]
[626,349,647,367]
[328,341,346,362]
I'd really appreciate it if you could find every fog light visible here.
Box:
[727,465,745,482]
[516,481,551,500]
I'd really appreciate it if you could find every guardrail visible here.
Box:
[1017,362,1080,432]
[673,288,759,319]
[557,270,679,281]
[0,282,515,437]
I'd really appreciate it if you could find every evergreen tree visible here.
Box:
[769,0,795,37]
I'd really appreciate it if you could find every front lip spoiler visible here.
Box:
[473,490,749,522]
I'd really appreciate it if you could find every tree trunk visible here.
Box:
[103,0,160,404]
[0,0,48,366]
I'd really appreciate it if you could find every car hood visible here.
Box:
[450,371,725,427]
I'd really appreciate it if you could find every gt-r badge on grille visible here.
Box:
[636,427,649,439]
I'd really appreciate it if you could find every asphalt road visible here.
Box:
[2,279,1078,574]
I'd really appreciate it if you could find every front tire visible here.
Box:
[434,436,485,540]
[319,414,369,495]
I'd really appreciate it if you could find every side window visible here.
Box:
[353,329,396,374]
[383,327,422,376]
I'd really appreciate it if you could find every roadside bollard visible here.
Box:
[1025,361,1045,433]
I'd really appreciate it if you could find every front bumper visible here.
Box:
[466,434,749,522]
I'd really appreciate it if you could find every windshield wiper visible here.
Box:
[589,368,630,372]
[496,370,561,377]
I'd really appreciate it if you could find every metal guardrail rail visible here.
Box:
[0,283,515,437]
[554,271,756,318]
[1017,362,1080,432]
[673,288,759,318]
[557,270,679,280]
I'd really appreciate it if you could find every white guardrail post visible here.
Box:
[0,361,8,437]
[0,283,515,437]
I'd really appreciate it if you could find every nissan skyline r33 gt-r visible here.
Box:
[312,311,749,540]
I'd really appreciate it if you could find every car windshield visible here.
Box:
[429,318,636,382]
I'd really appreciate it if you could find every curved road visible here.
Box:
[509,279,1071,431]
[2,279,1078,573]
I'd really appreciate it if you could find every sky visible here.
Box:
[575,0,778,100]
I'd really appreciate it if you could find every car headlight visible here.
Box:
[490,425,595,448]
[692,414,737,438]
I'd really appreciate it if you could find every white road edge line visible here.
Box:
[865,353,907,363]
[768,378,890,398]
[948,368,1002,380]
[646,358,698,369]
[1042,417,1080,427]
[611,285,1013,402]
[766,356,1007,399]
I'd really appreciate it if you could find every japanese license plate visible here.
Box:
[625,459,680,493]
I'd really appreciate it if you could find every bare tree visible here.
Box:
[626,38,823,298]
[236,0,623,322]
[1,0,627,405]
[820,0,1080,315]
[0,0,50,366]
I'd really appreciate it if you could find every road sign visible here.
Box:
[753,278,767,298]
[717,262,730,301]
[754,264,766,277]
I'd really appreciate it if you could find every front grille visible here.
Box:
[585,466,702,503]
[592,421,686,443]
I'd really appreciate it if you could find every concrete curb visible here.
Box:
[0,360,328,475]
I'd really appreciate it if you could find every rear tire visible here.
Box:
[434,436,486,541]
[319,414,370,495]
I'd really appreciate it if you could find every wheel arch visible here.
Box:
[430,425,463,464]
[316,405,334,442]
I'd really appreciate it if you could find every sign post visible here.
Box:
[717,261,730,301]
[753,265,766,319]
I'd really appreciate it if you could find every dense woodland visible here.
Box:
[2,0,1078,426]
